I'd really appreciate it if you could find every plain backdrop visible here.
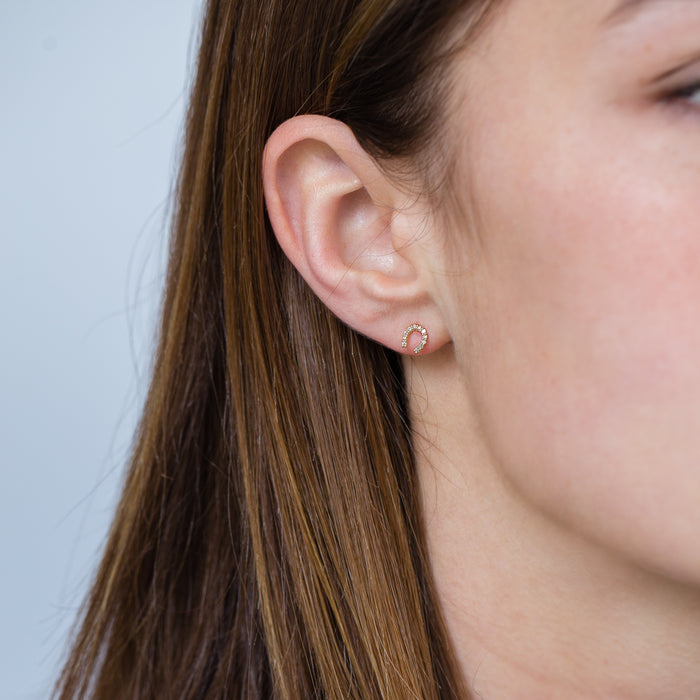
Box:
[0,1,203,696]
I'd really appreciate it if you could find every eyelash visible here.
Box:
[664,82,700,113]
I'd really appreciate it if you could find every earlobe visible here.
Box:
[262,115,450,355]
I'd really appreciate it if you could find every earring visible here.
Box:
[401,323,429,355]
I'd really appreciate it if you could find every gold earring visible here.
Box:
[401,323,429,355]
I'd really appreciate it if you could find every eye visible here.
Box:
[660,80,700,115]
[671,83,700,104]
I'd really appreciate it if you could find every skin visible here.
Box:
[263,0,700,695]
[438,0,700,586]
[412,0,700,695]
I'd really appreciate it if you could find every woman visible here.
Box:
[57,0,700,697]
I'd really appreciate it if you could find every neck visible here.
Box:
[407,349,700,700]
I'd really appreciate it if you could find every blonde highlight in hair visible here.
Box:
[56,0,499,697]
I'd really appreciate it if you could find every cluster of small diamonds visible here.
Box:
[401,323,429,355]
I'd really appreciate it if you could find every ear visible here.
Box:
[262,115,450,355]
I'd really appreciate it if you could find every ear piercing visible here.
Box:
[401,323,429,355]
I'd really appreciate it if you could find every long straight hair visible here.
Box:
[56,0,498,697]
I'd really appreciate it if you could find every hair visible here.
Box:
[56,0,499,697]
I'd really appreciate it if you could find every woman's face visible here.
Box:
[440,0,700,582]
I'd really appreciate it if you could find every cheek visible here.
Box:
[458,120,700,581]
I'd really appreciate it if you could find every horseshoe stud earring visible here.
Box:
[401,323,429,355]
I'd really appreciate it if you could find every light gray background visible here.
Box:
[1,1,203,696]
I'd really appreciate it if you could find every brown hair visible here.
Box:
[56,0,498,697]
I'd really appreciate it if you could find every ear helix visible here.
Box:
[401,323,429,355]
